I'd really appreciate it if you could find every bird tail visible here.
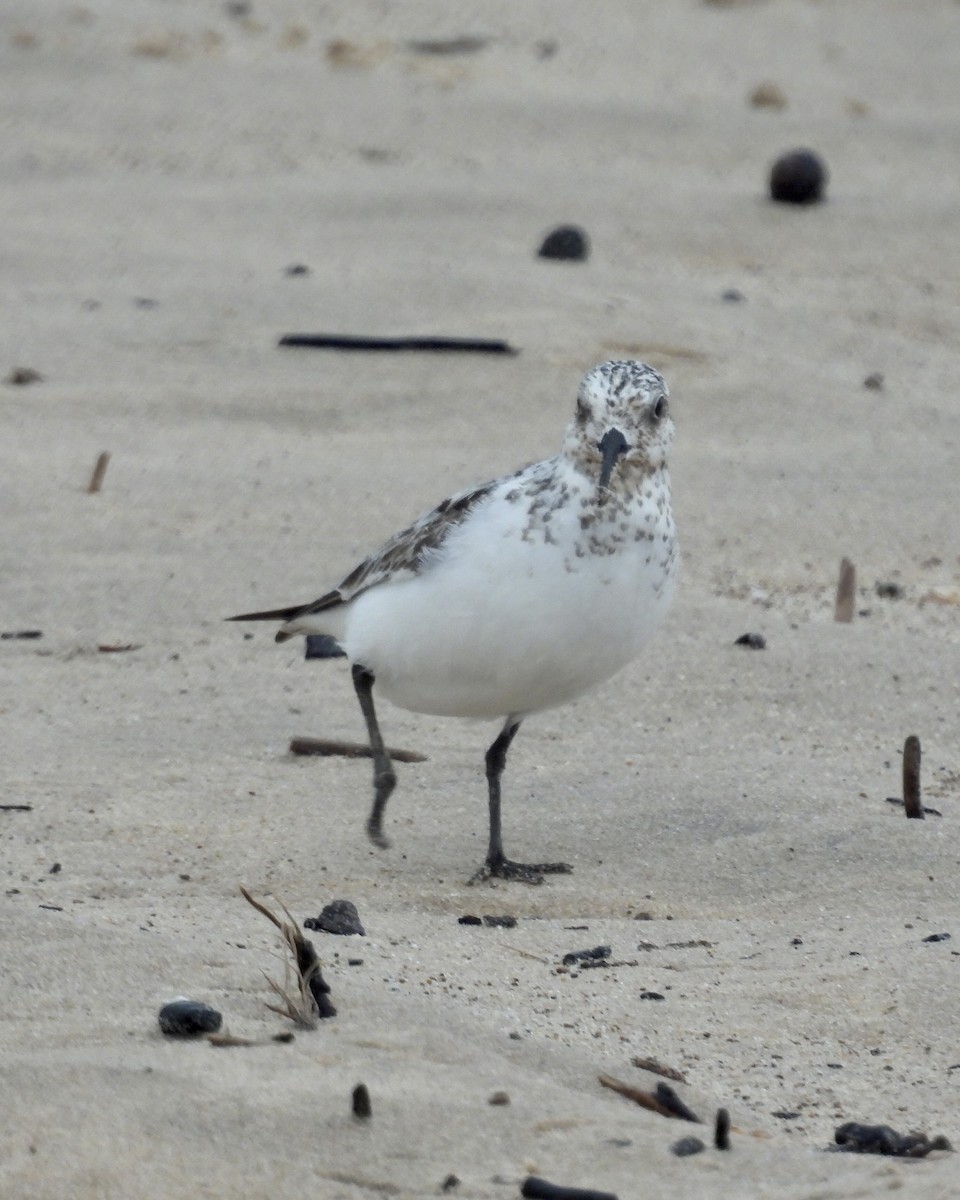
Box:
[226,605,306,643]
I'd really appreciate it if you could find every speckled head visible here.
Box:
[564,360,673,487]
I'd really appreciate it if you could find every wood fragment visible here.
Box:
[631,1056,687,1083]
[1,630,43,640]
[279,333,518,355]
[86,451,111,494]
[207,1033,256,1047]
[289,736,427,763]
[352,1082,372,1119]
[598,1074,674,1118]
[902,735,923,820]
[835,557,856,622]
[521,1176,618,1200]
[1,804,33,812]
[98,643,142,653]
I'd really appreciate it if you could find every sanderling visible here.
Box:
[230,360,678,883]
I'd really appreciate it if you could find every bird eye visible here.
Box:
[653,396,667,419]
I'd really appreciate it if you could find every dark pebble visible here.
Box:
[562,944,611,965]
[483,914,517,928]
[440,1174,460,1192]
[863,372,885,390]
[521,1177,618,1200]
[158,999,223,1036]
[655,1083,700,1123]
[834,1122,952,1157]
[5,367,43,386]
[305,634,346,659]
[284,263,311,276]
[721,288,745,302]
[458,914,483,925]
[922,932,951,942]
[671,1137,706,1157]
[639,991,665,1001]
[714,1107,731,1150]
[304,899,365,936]
[538,225,590,261]
[875,581,903,599]
[734,632,766,649]
[769,149,828,205]
[352,1082,372,1119]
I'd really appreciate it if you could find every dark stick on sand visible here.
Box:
[521,1177,618,1200]
[289,736,427,763]
[714,1107,731,1150]
[834,557,856,622]
[278,333,518,355]
[86,451,111,494]
[1,804,33,812]
[902,735,924,820]
[352,1083,372,1119]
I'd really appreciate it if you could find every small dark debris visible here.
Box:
[773,1110,801,1120]
[863,372,885,391]
[458,914,483,926]
[284,263,310,276]
[769,148,828,205]
[133,297,158,308]
[521,1177,618,1200]
[639,990,666,1001]
[1,630,43,640]
[5,367,43,385]
[671,1136,705,1157]
[714,1107,731,1150]
[790,937,803,946]
[537,225,589,262]
[279,333,517,355]
[655,1083,700,1123]
[488,1090,510,1106]
[834,1122,952,1157]
[272,1031,295,1043]
[352,1082,372,1119]
[875,581,904,599]
[98,643,142,653]
[289,737,426,762]
[827,1062,844,1069]
[562,945,611,966]
[158,999,223,1037]
[636,940,658,951]
[721,288,745,303]
[347,957,364,966]
[407,36,490,55]
[440,1174,460,1192]
[304,899,365,937]
[305,634,346,659]
[0,804,32,812]
[483,914,517,928]
[734,632,766,650]
[38,904,63,912]
[49,862,61,874]
[922,932,951,943]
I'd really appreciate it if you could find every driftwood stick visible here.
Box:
[289,736,426,763]
[902,735,923,820]
[278,333,518,355]
[86,451,111,494]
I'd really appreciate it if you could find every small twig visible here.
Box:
[289,736,427,763]
[834,557,856,622]
[631,1056,687,1083]
[1,804,33,812]
[86,451,111,494]
[278,333,518,355]
[902,735,923,819]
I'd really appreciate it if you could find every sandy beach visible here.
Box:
[2,2,960,1196]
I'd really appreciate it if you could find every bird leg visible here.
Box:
[472,718,573,884]
[351,664,396,850]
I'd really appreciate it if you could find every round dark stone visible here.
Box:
[769,149,828,204]
[304,899,365,936]
[158,999,223,1036]
[537,225,590,261]
[671,1136,706,1157]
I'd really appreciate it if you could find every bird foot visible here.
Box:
[470,857,573,885]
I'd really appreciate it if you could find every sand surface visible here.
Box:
[2,2,960,1197]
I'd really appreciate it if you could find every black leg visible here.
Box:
[471,718,573,884]
[352,664,396,850]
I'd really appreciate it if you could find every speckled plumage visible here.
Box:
[230,360,678,880]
